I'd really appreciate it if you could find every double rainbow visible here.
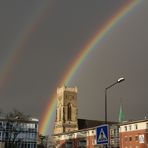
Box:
[0,1,54,91]
[39,0,140,135]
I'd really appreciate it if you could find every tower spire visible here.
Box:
[118,99,125,123]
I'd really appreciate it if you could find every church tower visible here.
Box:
[54,86,78,134]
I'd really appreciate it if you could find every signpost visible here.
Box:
[96,124,109,146]
[139,134,144,143]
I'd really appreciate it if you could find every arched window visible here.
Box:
[63,108,65,122]
[59,108,61,121]
[67,103,72,121]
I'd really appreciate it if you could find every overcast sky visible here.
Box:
[0,0,148,135]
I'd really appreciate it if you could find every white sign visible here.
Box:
[139,134,144,143]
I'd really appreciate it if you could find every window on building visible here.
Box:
[146,123,148,129]
[114,128,119,136]
[0,122,2,129]
[65,140,72,148]
[67,103,72,121]
[59,108,61,121]
[129,125,132,131]
[129,136,132,141]
[35,123,38,129]
[110,139,115,145]
[125,136,128,142]
[79,139,86,147]
[28,143,31,148]
[110,129,114,135]
[135,135,138,141]
[63,108,65,122]
[124,126,127,131]
[135,124,138,130]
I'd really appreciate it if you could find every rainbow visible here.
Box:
[39,0,140,135]
[0,1,54,91]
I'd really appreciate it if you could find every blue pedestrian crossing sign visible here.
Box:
[96,124,109,145]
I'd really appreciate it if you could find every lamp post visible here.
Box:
[105,77,125,124]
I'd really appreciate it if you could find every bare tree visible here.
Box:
[5,109,30,148]
[6,109,30,121]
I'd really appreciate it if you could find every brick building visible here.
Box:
[53,124,119,148]
[119,119,148,148]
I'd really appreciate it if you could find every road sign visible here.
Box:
[139,134,144,143]
[96,124,109,145]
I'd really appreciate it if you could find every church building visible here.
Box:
[54,86,78,134]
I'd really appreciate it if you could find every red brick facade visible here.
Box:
[120,130,148,148]
[119,120,148,148]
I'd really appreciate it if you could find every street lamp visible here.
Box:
[105,77,125,124]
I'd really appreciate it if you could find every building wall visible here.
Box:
[0,118,38,148]
[54,121,148,147]
[110,125,120,147]
[120,120,148,148]
[120,129,148,148]
[120,121,148,132]
[53,125,119,148]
